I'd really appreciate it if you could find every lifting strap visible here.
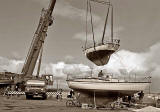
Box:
[102,6,110,44]
[89,0,96,49]
[111,6,113,42]
[85,0,89,49]
[85,0,112,49]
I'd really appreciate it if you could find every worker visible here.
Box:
[98,70,104,77]
[128,96,132,105]
[138,91,144,101]
[70,90,74,98]
[4,86,10,98]
[59,89,63,100]
[56,89,63,100]
[122,96,127,102]
[67,90,74,98]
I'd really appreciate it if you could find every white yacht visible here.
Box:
[67,76,150,97]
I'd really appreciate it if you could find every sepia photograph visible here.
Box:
[0,0,160,112]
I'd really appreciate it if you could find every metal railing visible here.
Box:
[83,39,120,50]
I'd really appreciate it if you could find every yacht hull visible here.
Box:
[67,79,150,106]
[67,80,149,96]
[84,43,119,66]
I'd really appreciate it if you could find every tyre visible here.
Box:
[42,94,47,100]
[26,94,33,100]
[75,101,81,107]
[66,100,74,107]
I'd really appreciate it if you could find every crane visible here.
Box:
[14,0,57,99]
[22,0,56,79]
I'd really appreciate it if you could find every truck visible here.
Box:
[25,75,53,99]
[25,79,47,99]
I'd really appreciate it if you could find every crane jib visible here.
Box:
[22,0,56,78]
[48,0,56,15]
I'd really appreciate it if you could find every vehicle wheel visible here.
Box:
[42,94,47,100]
[75,101,81,107]
[26,94,32,100]
[66,100,74,107]
[6,95,10,99]
[26,94,29,99]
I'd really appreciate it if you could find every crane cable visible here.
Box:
[89,0,96,49]
[102,5,110,44]
[85,0,112,49]
[85,0,89,49]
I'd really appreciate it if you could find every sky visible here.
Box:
[0,0,160,91]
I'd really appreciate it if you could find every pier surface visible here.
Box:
[0,95,131,112]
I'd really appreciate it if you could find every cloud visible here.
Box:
[32,0,101,22]
[41,62,91,79]
[0,56,91,89]
[0,42,160,91]
[103,42,160,77]
[42,41,160,84]
[105,50,147,74]
[40,61,91,89]
[0,57,23,73]
[0,56,91,78]
[101,42,160,92]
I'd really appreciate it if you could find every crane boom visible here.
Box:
[22,0,56,78]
